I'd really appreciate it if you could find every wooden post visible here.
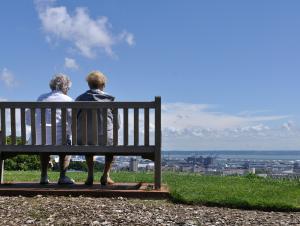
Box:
[154,96,161,189]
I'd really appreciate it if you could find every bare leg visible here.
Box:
[100,155,114,185]
[85,154,94,185]
[59,154,71,178]
[40,153,50,184]
[58,155,74,184]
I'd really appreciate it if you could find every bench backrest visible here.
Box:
[0,97,161,150]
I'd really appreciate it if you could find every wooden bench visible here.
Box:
[0,97,162,189]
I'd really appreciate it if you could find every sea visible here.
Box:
[163,151,300,161]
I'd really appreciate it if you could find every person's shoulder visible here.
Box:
[75,90,89,101]
[57,92,73,101]
[37,92,52,101]
[102,92,115,101]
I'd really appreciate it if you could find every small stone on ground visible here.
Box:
[0,196,298,225]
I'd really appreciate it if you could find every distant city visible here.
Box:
[67,151,300,179]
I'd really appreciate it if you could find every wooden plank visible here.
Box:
[82,110,87,145]
[61,108,67,145]
[71,108,77,145]
[144,108,149,146]
[30,108,36,145]
[113,108,118,146]
[51,108,56,145]
[41,108,46,145]
[102,108,107,145]
[123,108,128,146]
[0,101,156,109]
[92,109,98,145]
[10,108,16,145]
[1,108,6,145]
[154,96,161,189]
[0,145,156,154]
[134,108,139,146]
[21,108,26,145]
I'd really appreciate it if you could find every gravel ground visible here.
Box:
[0,196,299,225]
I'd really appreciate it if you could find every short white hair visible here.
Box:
[49,73,72,93]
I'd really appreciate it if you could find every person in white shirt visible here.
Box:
[28,74,74,185]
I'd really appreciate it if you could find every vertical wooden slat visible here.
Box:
[102,108,107,145]
[123,108,128,146]
[1,108,6,145]
[61,108,67,145]
[51,108,56,145]
[31,108,36,145]
[113,108,118,146]
[92,109,98,145]
[154,96,161,189]
[0,158,3,184]
[41,108,46,145]
[72,108,77,145]
[82,110,87,145]
[10,108,16,145]
[21,108,26,145]
[144,107,149,146]
[134,108,139,146]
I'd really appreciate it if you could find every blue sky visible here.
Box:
[0,0,300,150]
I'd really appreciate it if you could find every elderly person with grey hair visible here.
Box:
[76,71,119,186]
[27,74,74,184]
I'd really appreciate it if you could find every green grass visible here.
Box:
[3,171,300,211]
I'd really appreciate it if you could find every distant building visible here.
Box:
[130,158,138,172]
[293,162,300,173]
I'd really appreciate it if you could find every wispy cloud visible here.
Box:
[64,57,79,70]
[35,0,135,58]
[160,103,299,150]
[0,68,18,87]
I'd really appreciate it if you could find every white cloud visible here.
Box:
[161,103,289,131]
[0,98,7,101]
[0,68,18,87]
[160,103,300,150]
[119,31,135,46]
[64,57,79,70]
[35,0,134,58]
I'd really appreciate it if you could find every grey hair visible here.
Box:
[49,73,72,93]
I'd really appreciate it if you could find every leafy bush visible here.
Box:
[3,136,40,171]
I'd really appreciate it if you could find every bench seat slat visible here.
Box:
[134,108,139,146]
[0,102,156,109]
[82,110,87,145]
[144,107,149,146]
[72,108,77,145]
[92,109,98,145]
[113,108,118,146]
[31,108,36,145]
[10,108,16,145]
[21,108,26,145]
[102,108,107,145]
[123,108,128,146]
[0,145,156,154]
[1,108,6,144]
[41,108,46,145]
[51,108,56,145]
[61,108,67,145]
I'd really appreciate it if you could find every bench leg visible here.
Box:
[154,149,161,190]
[0,155,3,184]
